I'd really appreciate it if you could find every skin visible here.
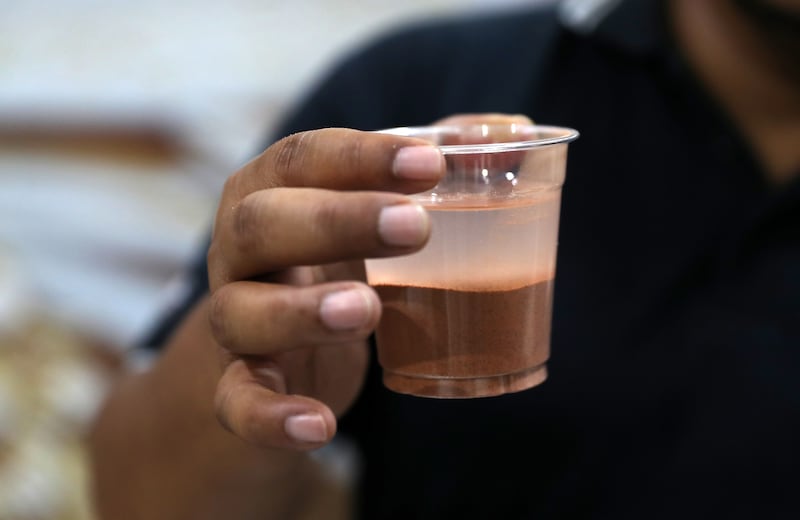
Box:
[89,1,800,518]
[670,0,800,183]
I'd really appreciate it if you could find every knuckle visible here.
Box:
[231,193,268,256]
[206,241,221,271]
[208,287,234,348]
[213,386,235,433]
[220,171,240,199]
[205,242,226,291]
[310,197,345,236]
[217,389,266,445]
[272,290,317,337]
[266,290,293,322]
[270,131,313,185]
[337,132,366,170]
[213,387,262,445]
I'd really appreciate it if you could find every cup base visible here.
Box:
[382,364,548,399]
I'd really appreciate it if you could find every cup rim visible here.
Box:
[376,124,580,155]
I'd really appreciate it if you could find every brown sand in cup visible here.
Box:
[374,278,553,398]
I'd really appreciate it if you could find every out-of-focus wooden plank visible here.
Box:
[0,122,184,167]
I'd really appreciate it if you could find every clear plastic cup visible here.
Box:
[366,123,579,398]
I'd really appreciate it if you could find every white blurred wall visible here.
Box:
[0,0,540,349]
[3,0,536,174]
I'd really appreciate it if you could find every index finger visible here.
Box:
[222,128,446,206]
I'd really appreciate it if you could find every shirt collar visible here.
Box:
[558,0,667,57]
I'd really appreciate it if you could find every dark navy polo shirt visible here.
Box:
[146,1,800,517]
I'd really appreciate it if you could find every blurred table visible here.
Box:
[0,252,114,520]
[0,112,221,518]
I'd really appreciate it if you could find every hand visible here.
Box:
[207,114,532,452]
[207,127,446,450]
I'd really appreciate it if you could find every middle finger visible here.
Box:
[210,188,430,285]
[209,279,381,356]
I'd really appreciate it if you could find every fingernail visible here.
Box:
[393,146,443,180]
[378,204,429,247]
[285,413,328,443]
[319,289,372,330]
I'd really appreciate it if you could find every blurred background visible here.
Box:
[0,0,536,518]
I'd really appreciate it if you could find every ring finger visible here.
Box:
[208,279,381,356]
